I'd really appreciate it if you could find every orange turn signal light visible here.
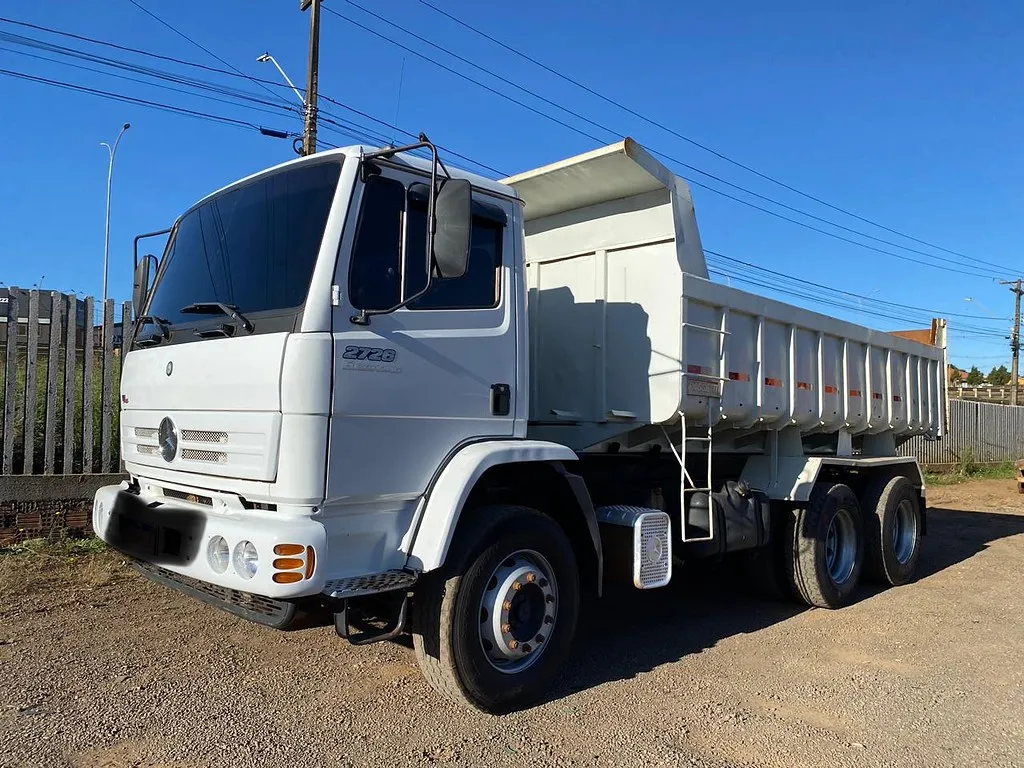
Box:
[273,543,304,556]
[273,572,303,584]
[305,546,316,580]
[273,557,304,570]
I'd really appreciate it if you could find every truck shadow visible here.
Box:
[544,504,1024,704]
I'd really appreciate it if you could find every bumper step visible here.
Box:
[132,560,298,629]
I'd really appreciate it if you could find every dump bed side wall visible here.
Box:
[682,276,945,438]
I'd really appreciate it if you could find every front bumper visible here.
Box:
[93,483,328,599]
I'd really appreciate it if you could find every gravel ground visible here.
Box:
[2,478,1023,768]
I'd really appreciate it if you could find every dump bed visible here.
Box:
[504,140,947,452]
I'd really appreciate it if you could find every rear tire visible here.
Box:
[862,475,922,586]
[412,505,580,713]
[786,483,864,608]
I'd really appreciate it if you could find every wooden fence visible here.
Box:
[0,288,133,476]
[950,386,1020,406]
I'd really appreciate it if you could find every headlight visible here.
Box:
[207,536,230,574]
[233,540,259,580]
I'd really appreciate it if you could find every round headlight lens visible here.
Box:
[207,536,230,574]
[233,540,259,579]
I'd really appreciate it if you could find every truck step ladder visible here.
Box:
[663,409,719,544]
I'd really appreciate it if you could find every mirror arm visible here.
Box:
[133,226,173,273]
[351,139,443,326]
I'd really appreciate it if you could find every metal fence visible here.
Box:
[899,398,1024,467]
[0,288,133,476]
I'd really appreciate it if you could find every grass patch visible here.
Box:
[0,534,108,559]
[0,534,123,596]
[925,459,1018,486]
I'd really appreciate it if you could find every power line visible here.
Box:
[0,44,298,122]
[322,3,1010,278]
[705,250,1011,323]
[0,67,284,134]
[707,265,1006,338]
[415,0,1003,271]
[318,93,509,177]
[0,16,506,178]
[705,266,1007,339]
[0,15,297,94]
[337,0,1010,276]
[123,0,291,109]
[3,19,1005,331]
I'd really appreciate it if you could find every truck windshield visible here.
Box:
[143,159,342,332]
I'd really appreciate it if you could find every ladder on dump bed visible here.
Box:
[672,305,731,544]
[665,411,718,544]
[681,417,715,542]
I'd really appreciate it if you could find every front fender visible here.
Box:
[403,440,578,572]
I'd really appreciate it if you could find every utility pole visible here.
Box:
[1000,278,1023,406]
[300,0,321,156]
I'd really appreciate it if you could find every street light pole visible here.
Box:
[101,122,130,304]
[256,53,305,106]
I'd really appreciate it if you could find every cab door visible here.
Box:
[322,164,519,574]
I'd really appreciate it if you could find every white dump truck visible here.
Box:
[94,137,946,712]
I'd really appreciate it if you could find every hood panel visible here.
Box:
[121,333,288,412]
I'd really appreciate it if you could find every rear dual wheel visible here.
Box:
[786,483,864,608]
[785,476,923,608]
[862,475,922,586]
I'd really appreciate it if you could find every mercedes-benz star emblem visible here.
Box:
[166,361,173,376]
[158,417,178,462]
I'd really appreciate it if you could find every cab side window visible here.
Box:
[348,175,503,311]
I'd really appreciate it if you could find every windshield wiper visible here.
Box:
[134,315,172,347]
[179,302,255,334]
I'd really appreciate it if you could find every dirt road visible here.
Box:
[2,478,1023,768]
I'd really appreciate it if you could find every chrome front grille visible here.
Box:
[125,412,276,481]
[181,429,228,444]
[181,448,228,464]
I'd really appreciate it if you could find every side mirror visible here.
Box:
[432,178,471,279]
[133,254,158,318]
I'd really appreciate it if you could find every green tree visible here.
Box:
[966,366,985,385]
[988,365,1012,386]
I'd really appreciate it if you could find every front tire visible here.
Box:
[412,505,580,713]
[786,483,864,608]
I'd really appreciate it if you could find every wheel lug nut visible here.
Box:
[539,578,548,588]
[502,600,512,611]
[545,594,555,603]
[544,616,553,624]
[512,581,522,591]
[502,623,511,634]
[522,644,532,653]
[526,572,536,583]
[535,634,545,643]
[509,640,519,650]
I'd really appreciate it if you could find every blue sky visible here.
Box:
[1,0,1022,370]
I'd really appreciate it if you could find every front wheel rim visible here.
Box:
[893,499,919,564]
[478,550,557,674]
[824,508,858,586]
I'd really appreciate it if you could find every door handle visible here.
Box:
[490,384,511,416]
